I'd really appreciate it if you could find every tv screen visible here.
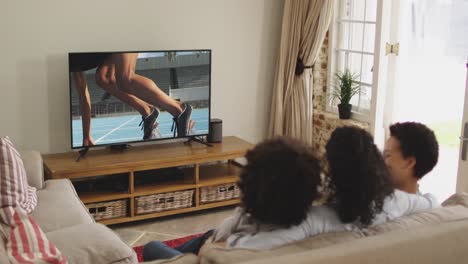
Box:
[69,50,211,149]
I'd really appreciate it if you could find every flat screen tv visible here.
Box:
[68,50,211,149]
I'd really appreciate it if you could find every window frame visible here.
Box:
[326,0,379,123]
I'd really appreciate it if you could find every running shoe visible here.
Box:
[171,103,192,137]
[139,107,160,140]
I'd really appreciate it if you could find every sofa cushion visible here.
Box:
[0,136,37,213]
[442,192,468,207]
[363,192,468,236]
[19,150,45,190]
[46,223,136,264]
[240,220,468,264]
[31,179,94,233]
[200,231,363,264]
[0,207,67,264]
[364,204,468,235]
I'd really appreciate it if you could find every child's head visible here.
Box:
[326,126,393,226]
[239,137,321,227]
[384,122,439,191]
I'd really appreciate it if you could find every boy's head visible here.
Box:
[384,122,439,192]
[238,137,321,227]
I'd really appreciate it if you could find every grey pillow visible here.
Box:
[46,223,137,264]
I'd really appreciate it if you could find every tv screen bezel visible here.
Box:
[68,49,212,150]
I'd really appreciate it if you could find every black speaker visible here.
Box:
[208,118,223,143]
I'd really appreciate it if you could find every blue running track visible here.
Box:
[72,108,209,148]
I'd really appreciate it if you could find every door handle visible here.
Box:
[461,122,468,161]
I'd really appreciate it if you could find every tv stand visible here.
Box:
[42,136,252,225]
[185,136,213,147]
[109,144,130,151]
[75,147,89,162]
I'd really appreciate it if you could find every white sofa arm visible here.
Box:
[19,150,45,190]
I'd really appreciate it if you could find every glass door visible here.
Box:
[384,0,468,201]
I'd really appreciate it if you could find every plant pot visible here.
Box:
[338,103,352,119]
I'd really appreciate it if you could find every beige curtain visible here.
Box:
[269,0,333,144]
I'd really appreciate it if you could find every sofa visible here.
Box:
[200,219,468,264]
[153,196,468,264]
[3,151,468,264]
[135,193,468,264]
[0,150,139,264]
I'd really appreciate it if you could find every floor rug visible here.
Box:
[133,233,203,262]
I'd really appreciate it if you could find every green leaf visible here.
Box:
[330,68,361,104]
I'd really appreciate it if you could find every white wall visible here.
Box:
[0,0,284,153]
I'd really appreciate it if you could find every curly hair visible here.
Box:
[238,137,321,227]
[325,126,394,227]
[389,122,439,179]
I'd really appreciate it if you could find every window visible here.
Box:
[328,0,378,120]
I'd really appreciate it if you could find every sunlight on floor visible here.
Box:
[111,207,235,247]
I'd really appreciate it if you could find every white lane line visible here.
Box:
[95,116,138,144]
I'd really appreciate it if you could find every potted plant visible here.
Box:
[330,69,361,119]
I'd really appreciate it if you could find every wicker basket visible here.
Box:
[86,199,128,221]
[200,183,240,204]
[135,190,194,215]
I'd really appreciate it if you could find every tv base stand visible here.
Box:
[75,147,89,162]
[109,144,130,151]
[185,136,213,147]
